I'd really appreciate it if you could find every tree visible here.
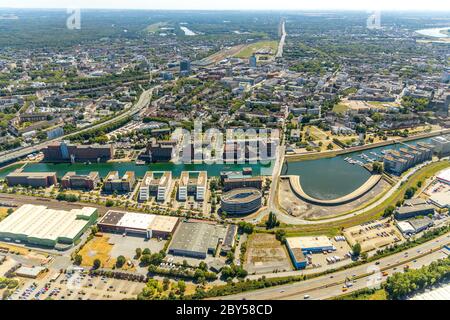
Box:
[93,259,101,270]
[352,243,362,257]
[238,222,254,234]
[116,256,126,268]
[142,248,151,255]
[91,225,99,235]
[265,212,280,229]
[177,280,186,294]
[105,199,115,207]
[404,187,417,200]
[74,254,82,266]
[383,206,395,218]
[275,229,287,244]
[135,248,142,259]
[226,251,234,264]
[372,162,384,174]
[163,277,170,291]
[198,261,208,271]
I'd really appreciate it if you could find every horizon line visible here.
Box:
[1,7,450,12]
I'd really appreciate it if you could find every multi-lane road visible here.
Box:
[216,231,450,300]
[276,19,286,58]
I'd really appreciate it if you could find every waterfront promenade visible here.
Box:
[286,174,382,206]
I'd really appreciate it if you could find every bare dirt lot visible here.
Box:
[244,233,292,274]
[278,178,391,220]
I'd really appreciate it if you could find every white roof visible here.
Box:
[0,204,96,242]
[429,192,450,207]
[397,221,415,234]
[286,236,333,250]
[437,169,450,183]
[117,212,155,230]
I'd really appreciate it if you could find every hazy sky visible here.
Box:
[0,0,449,11]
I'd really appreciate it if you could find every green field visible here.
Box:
[334,288,387,300]
[145,22,168,33]
[234,41,278,59]
[332,103,349,114]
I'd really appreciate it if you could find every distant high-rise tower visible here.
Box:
[180,59,191,74]
[249,55,257,68]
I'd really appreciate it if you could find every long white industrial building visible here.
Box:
[0,204,98,248]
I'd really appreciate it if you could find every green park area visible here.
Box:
[332,103,349,114]
[145,22,168,33]
[234,41,278,59]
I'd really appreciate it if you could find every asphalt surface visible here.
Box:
[214,232,450,300]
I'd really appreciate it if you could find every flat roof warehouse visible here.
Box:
[97,210,179,238]
[0,204,98,248]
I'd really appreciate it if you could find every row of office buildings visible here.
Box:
[383,142,434,175]
[42,141,114,163]
[140,137,277,163]
[3,167,265,215]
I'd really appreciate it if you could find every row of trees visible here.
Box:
[386,257,450,300]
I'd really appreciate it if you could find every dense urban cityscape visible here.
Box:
[0,6,449,305]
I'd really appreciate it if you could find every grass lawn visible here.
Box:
[234,41,278,59]
[145,22,168,33]
[280,161,450,237]
[332,103,349,114]
[308,126,328,140]
[335,288,387,300]
[0,208,9,221]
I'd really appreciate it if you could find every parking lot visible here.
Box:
[305,237,353,271]
[343,218,404,253]
[8,271,145,300]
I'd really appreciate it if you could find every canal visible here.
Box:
[0,161,274,179]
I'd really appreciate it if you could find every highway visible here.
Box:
[0,85,157,166]
[215,231,450,300]
[276,19,286,58]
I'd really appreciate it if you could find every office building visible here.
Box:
[220,188,262,215]
[43,141,114,163]
[140,139,177,162]
[178,171,207,201]
[6,170,57,188]
[395,201,435,220]
[61,171,100,190]
[139,171,172,202]
[223,175,263,192]
[180,59,191,74]
[249,55,257,68]
[103,171,135,193]
[431,136,450,156]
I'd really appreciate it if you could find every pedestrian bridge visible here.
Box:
[284,174,382,206]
